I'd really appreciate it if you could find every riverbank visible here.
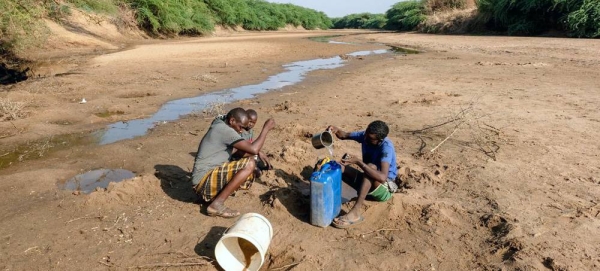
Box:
[1,32,599,270]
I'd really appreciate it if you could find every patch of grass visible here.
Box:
[0,98,27,121]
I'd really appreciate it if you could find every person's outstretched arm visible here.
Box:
[326,125,350,140]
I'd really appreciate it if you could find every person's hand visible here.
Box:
[258,152,272,170]
[326,125,339,136]
[340,153,359,166]
[263,118,275,131]
[326,125,336,133]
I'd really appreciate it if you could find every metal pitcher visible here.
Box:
[311,130,334,149]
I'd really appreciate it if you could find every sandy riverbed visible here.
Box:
[1,31,599,270]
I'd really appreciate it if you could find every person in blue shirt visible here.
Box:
[326,120,398,228]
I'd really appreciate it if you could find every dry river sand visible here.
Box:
[1,31,599,270]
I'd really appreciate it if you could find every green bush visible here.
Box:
[278,4,304,26]
[129,0,330,34]
[203,0,250,26]
[363,14,388,29]
[477,0,558,35]
[566,0,600,37]
[129,0,214,35]
[0,0,49,53]
[272,3,331,30]
[244,0,286,30]
[332,13,387,29]
[478,0,600,37]
[385,1,426,30]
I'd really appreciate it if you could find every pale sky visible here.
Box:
[265,0,401,18]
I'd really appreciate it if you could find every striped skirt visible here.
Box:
[194,157,254,202]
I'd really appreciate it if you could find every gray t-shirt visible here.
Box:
[241,129,254,142]
[191,117,244,185]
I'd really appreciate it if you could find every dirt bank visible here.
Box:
[1,31,600,270]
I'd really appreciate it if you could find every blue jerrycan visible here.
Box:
[310,161,342,227]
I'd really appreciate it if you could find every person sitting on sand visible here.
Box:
[236,109,272,177]
[191,107,275,218]
[326,120,398,228]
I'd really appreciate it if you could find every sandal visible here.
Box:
[206,205,240,218]
[332,215,365,229]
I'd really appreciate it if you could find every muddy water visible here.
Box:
[238,238,259,270]
[0,132,96,170]
[58,169,135,193]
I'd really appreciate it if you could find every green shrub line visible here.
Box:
[332,0,599,38]
[1,0,599,58]
[477,0,600,37]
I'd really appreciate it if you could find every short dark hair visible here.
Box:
[246,109,258,119]
[366,120,389,140]
[226,107,248,122]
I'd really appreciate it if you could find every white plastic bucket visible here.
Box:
[215,213,273,271]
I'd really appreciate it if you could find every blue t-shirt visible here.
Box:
[348,131,397,180]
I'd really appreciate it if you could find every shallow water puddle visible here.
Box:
[96,48,392,145]
[58,169,135,194]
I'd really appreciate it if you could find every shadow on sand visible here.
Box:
[154,164,198,203]
[258,166,315,224]
[194,226,228,271]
